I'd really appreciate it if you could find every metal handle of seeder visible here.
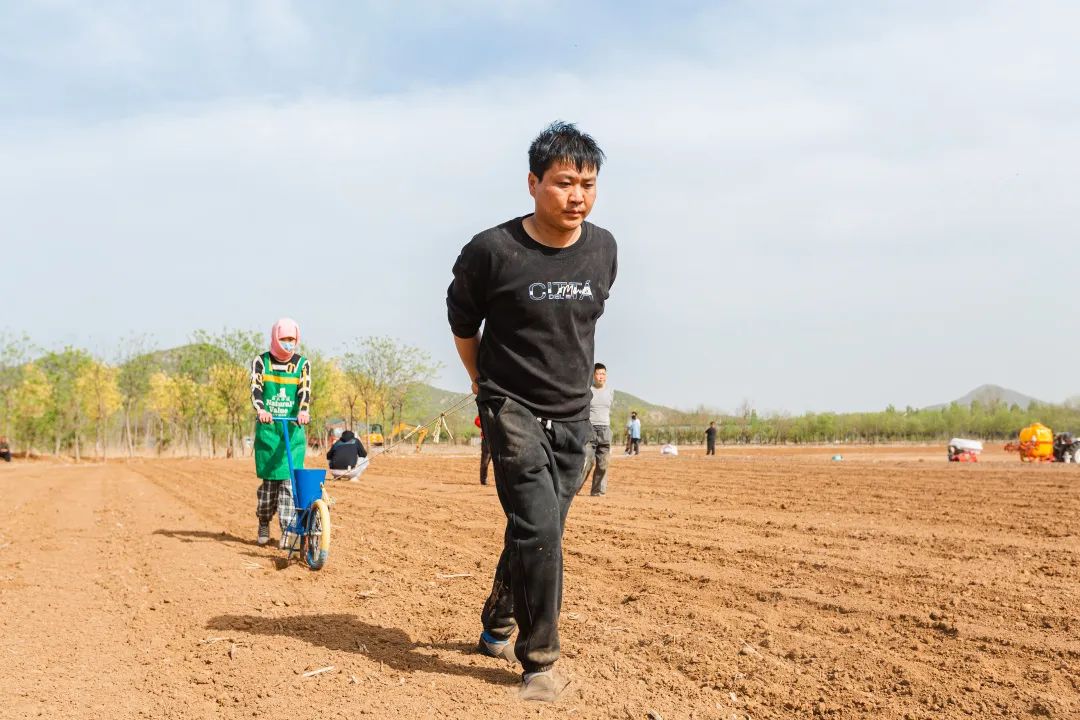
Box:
[273,416,300,503]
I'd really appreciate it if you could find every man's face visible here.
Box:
[528,161,597,232]
[593,368,606,387]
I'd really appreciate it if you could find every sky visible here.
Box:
[2,0,1077,413]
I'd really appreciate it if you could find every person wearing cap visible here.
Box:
[327,429,369,481]
[251,318,311,548]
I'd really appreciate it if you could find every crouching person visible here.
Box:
[327,430,369,481]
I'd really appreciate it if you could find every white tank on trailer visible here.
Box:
[948,438,983,452]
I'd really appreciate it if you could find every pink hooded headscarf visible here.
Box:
[269,317,300,362]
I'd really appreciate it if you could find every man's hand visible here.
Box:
[298,411,310,425]
[453,334,481,397]
[257,409,272,423]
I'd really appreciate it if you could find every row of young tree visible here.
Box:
[643,399,1080,445]
[5,327,1077,456]
[0,331,439,459]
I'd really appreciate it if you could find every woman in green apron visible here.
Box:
[251,317,312,547]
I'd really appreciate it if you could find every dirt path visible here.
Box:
[1,448,1077,719]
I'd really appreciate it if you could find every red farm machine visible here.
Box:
[947,438,982,462]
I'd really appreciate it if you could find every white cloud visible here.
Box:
[248,0,311,52]
[3,0,1078,411]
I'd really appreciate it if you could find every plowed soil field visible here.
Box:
[1,446,1077,719]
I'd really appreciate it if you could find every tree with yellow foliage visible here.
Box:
[338,362,382,434]
[0,331,33,442]
[13,363,51,456]
[76,361,122,460]
[208,363,250,456]
[148,372,181,454]
[308,351,343,447]
[172,374,204,455]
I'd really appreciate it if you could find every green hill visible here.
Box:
[107,339,704,441]
[400,383,477,437]
[113,342,702,434]
[612,389,688,425]
[924,384,1044,411]
[398,383,695,439]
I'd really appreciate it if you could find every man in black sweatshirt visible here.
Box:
[446,121,617,702]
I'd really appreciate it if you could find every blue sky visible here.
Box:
[2,1,1078,413]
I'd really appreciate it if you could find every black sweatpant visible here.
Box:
[477,396,589,674]
[479,436,491,485]
[706,440,716,455]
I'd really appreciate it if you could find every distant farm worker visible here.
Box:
[705,421,718,456]
[0,436,10,462]
[579,363,614,496]
[475,415,492,485]
[251,318,311,548]
[447,121,616,701]
[326,430,368,481]
[626,411,641,455]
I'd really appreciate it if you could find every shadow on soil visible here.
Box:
[207,613,518,684]
[153,529,261,548]
[155,529,304,569]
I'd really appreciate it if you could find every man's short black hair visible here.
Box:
[529,121,605,180]
[594,362,606,371]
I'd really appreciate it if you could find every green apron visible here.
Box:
[254,352,306,481]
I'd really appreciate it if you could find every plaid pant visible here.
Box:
[256,480,296,532]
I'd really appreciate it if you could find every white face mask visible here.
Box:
[280,341,295,353]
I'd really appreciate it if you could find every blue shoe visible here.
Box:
[477,631,517,664]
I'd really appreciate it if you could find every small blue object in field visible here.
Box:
[831,454,843,461]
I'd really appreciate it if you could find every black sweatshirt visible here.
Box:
[447,216,618,421]
[327,437,367,470]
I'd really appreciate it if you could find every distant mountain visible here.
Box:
[925,384,1045,411]
[612,390,686,424]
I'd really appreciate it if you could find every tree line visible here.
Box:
[0,330,439,459]
[4,328,1077,457]
[638,400,1080,446]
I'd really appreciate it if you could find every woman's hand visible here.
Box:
[257,410,272,423]
[298,411,311,425]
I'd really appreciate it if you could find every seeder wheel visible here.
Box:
[304,499,331,570]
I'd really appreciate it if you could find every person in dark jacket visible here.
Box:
[705,421,718,456]
[326,430,369,481]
